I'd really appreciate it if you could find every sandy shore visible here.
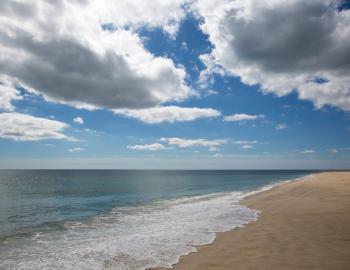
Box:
[153,172,350,270]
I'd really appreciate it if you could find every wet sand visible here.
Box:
[153,172,350,270]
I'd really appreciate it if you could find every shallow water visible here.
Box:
[0,170,314,269]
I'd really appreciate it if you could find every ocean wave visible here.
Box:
[0,174,313,270]
[0,191,256,270]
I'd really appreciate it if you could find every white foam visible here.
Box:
[0,192,257,270]
[241,173,316,200]
[0,175,311,270]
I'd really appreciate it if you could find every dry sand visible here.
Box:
[153,171,350,270]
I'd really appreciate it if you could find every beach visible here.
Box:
[1,170,312,269]
[153,171,350,270]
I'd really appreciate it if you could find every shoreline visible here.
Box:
[240,172,316,201]
[152,171,350,270]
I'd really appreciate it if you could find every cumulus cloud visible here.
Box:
[160,137,227,148]
[275,123,288,130]
[73,117,84,125]
[127,143,166,151]
[0,112,73,141]
[223,113,263,122]
[300,150,316,154]
[114,106,221,123]
[95,0,188,36]
[0,82,22,111]
[0,0,191,111]
[241,145,253,149]
[69,147,85,153]
[192,0,350,110]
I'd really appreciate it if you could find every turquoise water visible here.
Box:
[0,170,314,269]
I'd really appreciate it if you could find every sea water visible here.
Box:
[0,170,315,269]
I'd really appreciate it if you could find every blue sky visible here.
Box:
[0,0,349,169]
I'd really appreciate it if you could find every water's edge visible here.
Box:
[0,171,317,270]
[152,173,317,270]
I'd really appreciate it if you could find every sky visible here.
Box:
[0,0,350,169]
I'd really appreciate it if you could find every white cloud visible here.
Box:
[0,1,192,111]
[94,0,188,36]
[208,146,219,152]
[281,105,292,109]
[73,116,84,125]
[127,143,166,151]
[233,140,258,145]
[0,82,22,111]
[241,145,253,149]
[213,153,223,158]
[114,106,221,123]
[83,128,102,137]
[2,0,349,115]
[223,113,263,122]
[192,0,350,111]
[205,89,219,96]
[69,147,85,153]
[300,150,315,154]
[0,112,73,141]
[234,140,257,149]
[275,123,288,130]
[160,137,227,148]
[327,148,338,153]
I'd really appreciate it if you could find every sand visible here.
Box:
[153,172,350,270]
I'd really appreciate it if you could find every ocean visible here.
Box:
[0,170,315,270]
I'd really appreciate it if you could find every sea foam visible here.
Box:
[0,175,312,270]
[1,191,257,270]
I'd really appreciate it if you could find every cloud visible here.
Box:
[83,128,102,137]
[208,146,219,151]
[114,106,221,123]
[0,1,191,111]
[160,137,227,148]
[241,145,253,149]
[69,147,85,153]
[233,140,257,149]
[0,112,73,141]
[275,123,288,130]
[213,153,223,158]
[281,105,292,109]
[327,148,338,153]
[193,0,350,110]
[73,117,84,125]
[95,0,188,36]
[233,140,258,145]
[127,143,166,151]
[223,113,263,122]
[0,82,22,111]
[300,150,316,154]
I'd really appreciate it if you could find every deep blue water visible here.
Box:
[0,170,316,269]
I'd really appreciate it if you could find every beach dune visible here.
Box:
[153,172,350,270]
